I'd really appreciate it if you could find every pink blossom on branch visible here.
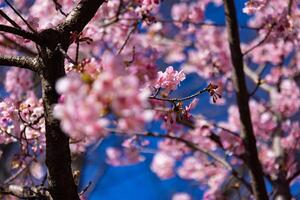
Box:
[155,66,186,92]
[1,0,300,199]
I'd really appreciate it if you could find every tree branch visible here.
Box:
[0,185,51,200]
[145,132,232,170]
[52,0,68,16]
[57,0,106,36]
[223,0,268,199]
[244,64,273,92]
[149,87,208,102]
[0,55,38,71]
[36,1,108,200]
[288,169,300,183]
[0,25,41,44]
[4,0,36,33]
[288,0,294,15]
[109,128,252,194]
[0,10,22,29]
[243,24,274,55]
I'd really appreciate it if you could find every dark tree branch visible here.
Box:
[117,22,138,54]
[288,0,294,15]
[39,48,79,200]
[149,87,208,102]
[288,169,300,183]
[52,0,68,16]
[4,0,36,33]
[35,1,107,200]
[2,160,31,185]
[57,0,106,37]
[249,78,262,97]
[0,55,38,71]
[0,10,22,29]
[223,0,268,199]
[0,25,41,44]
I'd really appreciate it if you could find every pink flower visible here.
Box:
[106,147,144,166]
[139,0,160,6]
[188,3,204,23]
[172,193,192,200]
[151,152,175,179]
[4,68,33,101]
[243,0,266,14]
[155,66,186,91]
[101,51,126,76]
[171,3,189,22]
[271,79,300,117]
[178,154,228,194]
[158,138,190,159]
[30,162,46,180]
[219,130,244,155]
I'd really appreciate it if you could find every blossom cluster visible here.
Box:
[0,0,300,199]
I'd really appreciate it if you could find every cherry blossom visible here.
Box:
[151,151,175,179]
[155,66,186,91]
[172,193,192,200]
[0,0,300,199]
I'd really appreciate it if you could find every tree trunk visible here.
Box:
[0,1,107,199]
[223,0,269,199]
[39,32,79,199]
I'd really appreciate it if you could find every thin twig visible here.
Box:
[248,64,268,97]
[79,181,92,196]
[52,0,68,16]
[288,169,300,183]
[4,0,36,33]
[211,122,240,137]
[107,128,252,193]
[107,128,232,170]
[112,17,260,31]
[75,39,80,64]
[117,23,138,54]
[155,18,259,31]
[3,160,33,185]
[56,44,77,65]
[0,24,41,44]
[0,10,22,29]
[243,24,274,55]
[288,0,294,15]
[244,63,273,92]
[149,88,207,102]
[249,78,262,97]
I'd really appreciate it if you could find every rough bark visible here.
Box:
[0,24,41,44]
[39,35,79,199]
[223,0,269,199]
[36,0,106,199]
[0,0,106,197]
[0,55,38,71]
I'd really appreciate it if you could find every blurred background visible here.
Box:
[78,1,255,199]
